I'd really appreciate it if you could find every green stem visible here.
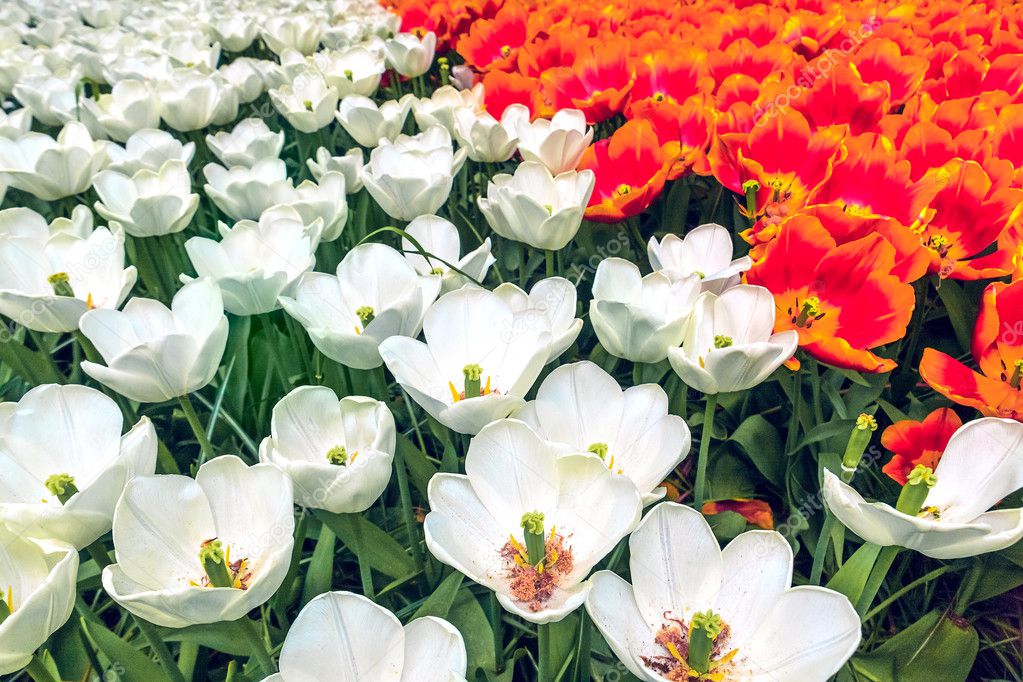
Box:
[489,591,505,673]
[177,394,215,463]
[86,539,113,569]
[393,434,428,591]
[134,615,188,682]
[545,249,555,279]
[537,622,551,682]
[235,616,275,677]
[694,393,718,509]
[24,654,61,682]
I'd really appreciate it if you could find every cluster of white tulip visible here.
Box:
[2,0,1022,680]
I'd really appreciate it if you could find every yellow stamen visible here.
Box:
[449,381,461,403]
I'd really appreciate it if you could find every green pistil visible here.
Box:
[48,272,74,297]
[463,363,483,399]
[713,335,733,349]
[326,445,348,465]
[356,306,375,327]
[1009,360,1023,389]
[895,464,937,517]
[688,610,724,674]
[588,442,609,460]
[45,473,78,504]
[520,511,546,568]
[794,296,821,327]
[199,540,234,588]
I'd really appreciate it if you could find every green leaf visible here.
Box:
[301,523,336,607]
[792,419,855,453]
[318,511,416,579]
[934,279,976,354]
[448,591,496,674]
[826,542,882,605]
[730,414,785,483]
[966,554,1023,604]
[851,609,978,682]
[706,510,747,541]
[80,618,171,682]
[157,623,252,657]
[396,433,438,499]
[412,571,463,619]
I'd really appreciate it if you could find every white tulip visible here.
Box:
[453,104,528,163]
[184,206,317,316]
[102,455,294,628]
[261,591,466,682]
[590,258,700,363]
[362,126,467,221]
[379,287,552,435]
[105,128,195,176]
[281,242,440,370]
[516,109,594,175]
[384,32,436,78]
[81,79,161,143]
[269,69,339,134]
[516,362,691,503]
[668,285,798,394]
[218,58,266,104]
[93,159,199,238]
[306,146,364,193]
[493,277,581,363]
[402,214,494,294]
[0,207,136,332]
[269,171,348,243]
[0,109,31,140]
[824,417,1023,559]
[0,384,157,549]
[0,122,107,201]
[209,15,259,52]
[648,223,752,293]
[11,72,79,127]
[426,419,642,622]
[335,93,413,148]
[312,45,384,97]
[0,527,77,675]
[203,158,292,221]
[156,71,233,132]
[80,278,229,403]
[478,162,595,251]
[259,386,395,513]
[261,15,323,56]
[79,0,126,28]
[412,84,485,135]
[586,503,861,682]
[206,118,285,168]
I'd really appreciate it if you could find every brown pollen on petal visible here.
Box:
[501,531,574,612]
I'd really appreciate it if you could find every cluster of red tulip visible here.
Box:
[386,0,1023,421]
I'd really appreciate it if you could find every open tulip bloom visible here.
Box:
[379,286,552,435]
[80,278,229,403]
[0,206,137,333]
[586,503,861,681]
[260,386,395,514]
[0,525,78,675]
[493,277,582,363]
[0,384,157,549]
[425,419,642,623]
[647,223,753,294]
[102,455,295,628]
[262,591,467,682]
[401,214,495,294]
[517,361,691,503]
[281,242,441,370]
[183,206,318,316]
[824,417,1023,559]
[668,285,799,395]
[590,258,701,364]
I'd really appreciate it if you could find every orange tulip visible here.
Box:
[920,279,1023,421]
[746,213,915,372]
[881,408,963,485]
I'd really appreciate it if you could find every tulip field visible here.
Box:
[3,0,1023,680]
